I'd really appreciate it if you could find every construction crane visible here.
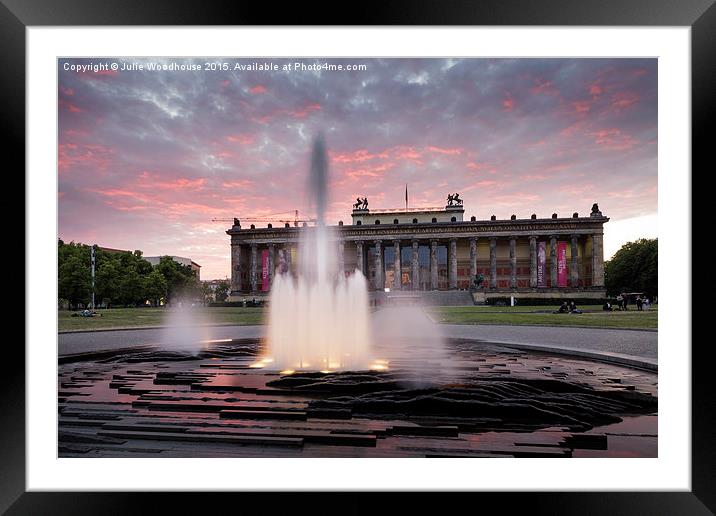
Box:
[211,210,316,227]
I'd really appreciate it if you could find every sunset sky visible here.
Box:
[58,58,657,280]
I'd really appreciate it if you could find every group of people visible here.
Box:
[603,294,651,311]
[555,301,582,314]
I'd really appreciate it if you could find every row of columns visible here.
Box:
[230,233,605,293]
[351,234,600,291]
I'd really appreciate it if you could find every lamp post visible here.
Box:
[90,244,96,310]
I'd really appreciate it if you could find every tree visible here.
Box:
[58,240,92,308]
[118,267,144,306]
[214,279,230,302]
[58,253,91,308]
[605,238,657,298]
[145,269,168,306]
[95,261,120,307]
[154,256,197,303]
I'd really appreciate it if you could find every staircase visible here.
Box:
[378,290,475,306]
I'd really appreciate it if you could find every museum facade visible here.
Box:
[226,201,609,303]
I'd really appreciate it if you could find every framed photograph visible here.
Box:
[8,0,711,512]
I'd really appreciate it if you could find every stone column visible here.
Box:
[356,241,364,274]
[250,243,258,292]
[337,241,345,277]
[267,243,275,286]
[591,233,605,287]
[529,236,537,288]
[374,240,383,290]
[549,235,558,288]
[509,236,517,289]
[449,238,458,289]
[469,237,478,280]
[430,240,439,290]
[393,240,401,290]
[411,240,419,291]
[570,235,579,288]
[489,237,497,289]
[230,242,242,292]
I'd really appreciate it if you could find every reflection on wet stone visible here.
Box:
[58,339,657,458]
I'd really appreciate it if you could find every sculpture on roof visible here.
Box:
[353,197,369,210]
[447,193,463,206]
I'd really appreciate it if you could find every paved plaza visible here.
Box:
[58,341,657,458]
[59,319,658,366]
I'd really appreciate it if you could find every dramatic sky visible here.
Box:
[58,58,657,279]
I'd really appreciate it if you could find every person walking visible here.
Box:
[636,296,643,311]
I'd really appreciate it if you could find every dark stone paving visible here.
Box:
[58,340,657,458]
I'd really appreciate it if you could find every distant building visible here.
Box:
[203,278,230,302]
[145,256,201,281]
[226,199,608,304]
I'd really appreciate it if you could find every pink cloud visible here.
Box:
[222,180,254,189]
[590,128,639,150]
[59,99,84,113]
[530,78,559,97]
[560,121,586,137]
[572,101,592,114]
[226,134,255,145]
[58,143,113,173]
[249,85,267,94]
[390,146,423,163]
[330,149,389,164]
[466,161,492,172]
[344,163,396,180]
[503,95,515,111]
[287,103,321,118]
[427,146,462,155]
[137,171,206,191]
[610,92,639,111]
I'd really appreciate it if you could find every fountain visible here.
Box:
[263,136,375,372]
[158,303,212,355]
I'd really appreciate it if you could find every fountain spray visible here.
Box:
[264,135,374,371]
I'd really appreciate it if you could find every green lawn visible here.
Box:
[427,305,658,330]
[59,304,658,332]
[58,307,266,332]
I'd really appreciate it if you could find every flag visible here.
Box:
[405,184,408,209]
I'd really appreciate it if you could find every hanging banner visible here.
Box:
[261,249,269,291]
[537,241,546,287]
[277,249,287,274]
[557,241,568,287]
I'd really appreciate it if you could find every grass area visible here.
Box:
[427,305,658,330]
[59,304,658,332]
[58,307,266,332]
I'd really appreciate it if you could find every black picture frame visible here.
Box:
[6,0,711,513]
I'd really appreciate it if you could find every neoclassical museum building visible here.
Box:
[227,199,609,304]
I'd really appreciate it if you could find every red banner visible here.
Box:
[261,249,269,291]
[557,242,568,287]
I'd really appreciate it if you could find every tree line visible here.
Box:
[58,239,200,309]
[605,238,657,299]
